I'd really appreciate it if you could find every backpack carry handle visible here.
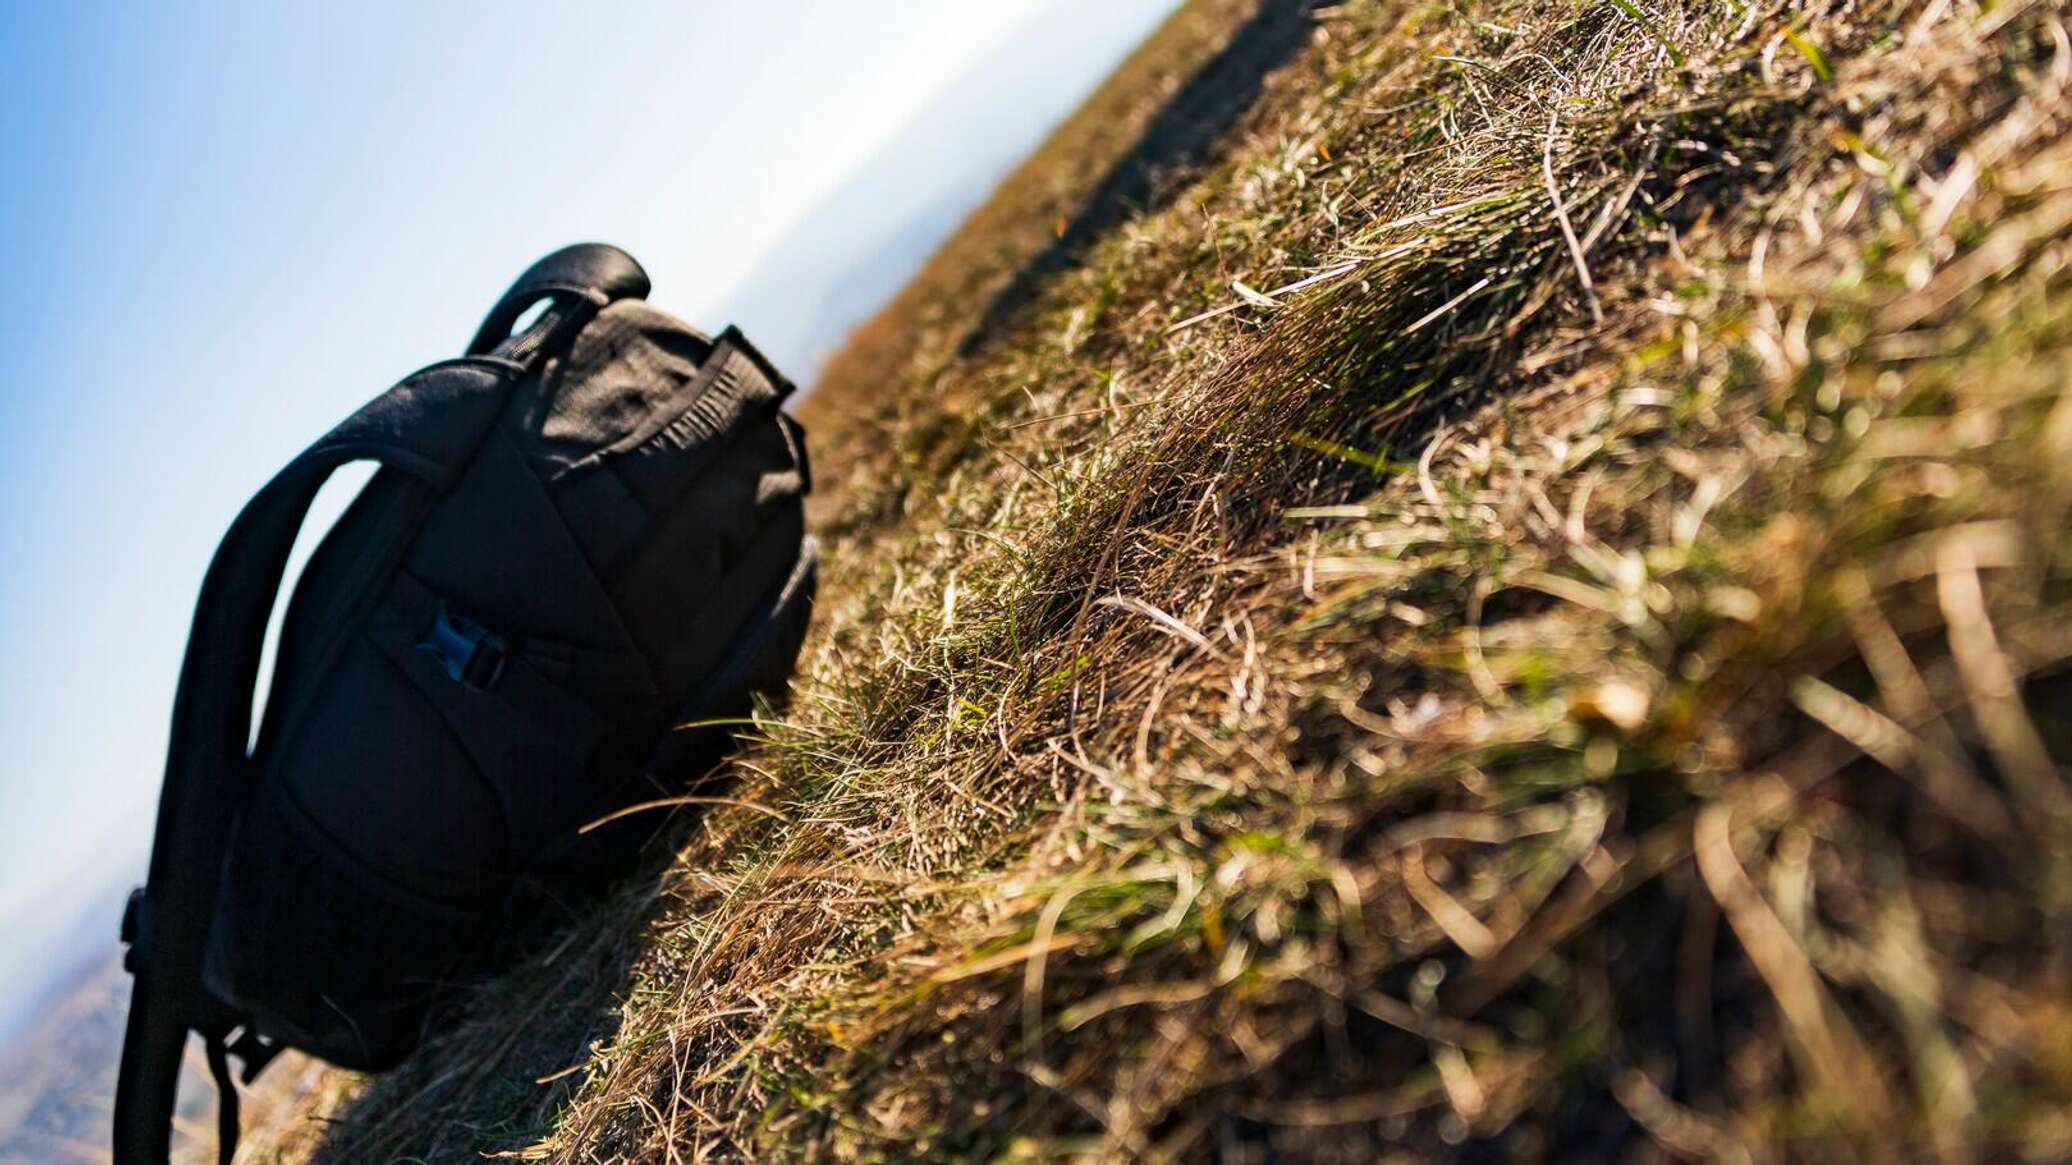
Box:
[113,362,521,1165]
[466,242,651,356]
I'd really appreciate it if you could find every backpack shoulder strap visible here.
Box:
[113,363,515,1165]
[116,247,651,1165]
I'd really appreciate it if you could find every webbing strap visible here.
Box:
[556,325,794,484]
[203,1034,239,1165]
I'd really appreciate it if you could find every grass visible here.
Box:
[257,0,2072,1160]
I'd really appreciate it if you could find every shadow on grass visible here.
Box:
[957,0,1325,356]
[291,821,685,1164]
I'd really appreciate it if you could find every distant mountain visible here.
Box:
[723,0,1177,386]
[0,875,134,1051]
[0,950,319,1165]
[0,953,133,1164]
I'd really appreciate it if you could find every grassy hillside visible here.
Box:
[266,0,2072,1159]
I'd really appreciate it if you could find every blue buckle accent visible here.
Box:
[418,603,508,691]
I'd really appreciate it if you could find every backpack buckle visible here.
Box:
[418,604,508,691]
[120,886,147,974]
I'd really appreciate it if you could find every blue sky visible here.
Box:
[0,0,1177,1040]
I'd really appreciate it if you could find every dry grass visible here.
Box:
[260,0,2072,1160]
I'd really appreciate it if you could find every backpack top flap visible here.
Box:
[112,244,652,1165]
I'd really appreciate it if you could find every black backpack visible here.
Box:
[111,244,816,1164]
